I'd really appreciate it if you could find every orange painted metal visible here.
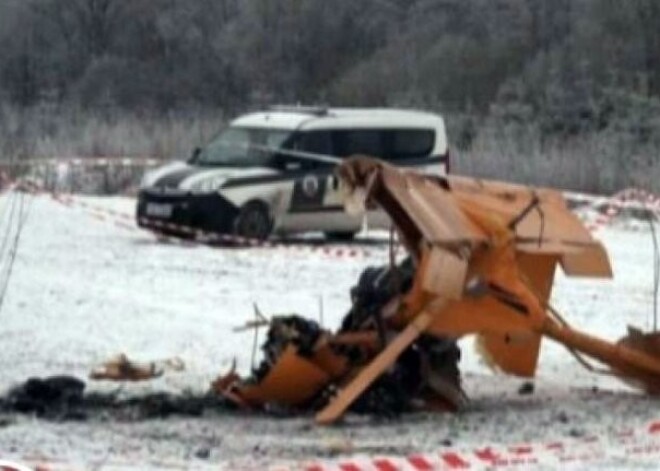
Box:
[236,345,331,407]
[217,156,660,425]
[333,157,660,411]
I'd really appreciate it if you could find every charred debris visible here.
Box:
[220,257,465,418]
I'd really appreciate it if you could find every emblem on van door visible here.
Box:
[302,175,319,197]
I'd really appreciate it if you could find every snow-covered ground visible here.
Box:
[1,192,660,470]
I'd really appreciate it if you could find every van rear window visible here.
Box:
[297,129,435,161]
[389,130,435,159]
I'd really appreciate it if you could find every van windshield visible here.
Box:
[196,127,293,167]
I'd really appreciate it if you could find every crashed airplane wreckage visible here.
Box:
[213,156,660,424]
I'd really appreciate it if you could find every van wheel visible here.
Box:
[325,231,357,241]
[233,201,272,241]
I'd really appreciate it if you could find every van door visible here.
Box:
[279,128,440,234]
[280,130,364,233]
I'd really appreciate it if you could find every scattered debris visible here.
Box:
[0,376,227,421]
[212,156,660,425]
[90,353,184,382]
[518,382,535,395]
[3,376,86,420]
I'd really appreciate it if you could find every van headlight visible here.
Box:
[189,177,227,193]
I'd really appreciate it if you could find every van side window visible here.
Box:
[332,129,435,160]
[289,131,333,169]
[333,130,382,158]
[289,128,436,165]
[295,131,333,155]
[388,130,435,160]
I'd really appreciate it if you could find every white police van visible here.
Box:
[137,107,449,240]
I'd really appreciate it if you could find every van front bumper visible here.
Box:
[136,189,240,236]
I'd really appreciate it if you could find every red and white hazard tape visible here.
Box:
[123,187,660,254]
[7,173,659,252]
[47,184,376,258]
[46,192,380,259]
[300,419,660,470]
[42,180,660,240]
[50,193,138,233]
[51,194,133,221]
[4,419,660,470]
[2,178,138,233]
[13,173,376,259]
[579,187,660,233]
[138,216,376,258]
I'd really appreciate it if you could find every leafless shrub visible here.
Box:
[0,104,224,161]
[452,118,660,194]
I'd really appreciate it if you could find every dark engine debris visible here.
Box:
[213,258,467,419]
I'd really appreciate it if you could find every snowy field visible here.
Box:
[1,191,660,470]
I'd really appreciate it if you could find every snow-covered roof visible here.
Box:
[231,108,445,131]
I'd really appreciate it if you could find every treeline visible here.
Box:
[0,0,659,192]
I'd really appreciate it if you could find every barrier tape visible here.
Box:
[4,171,380,259]
[70,183,660,249]
[137,216,375,258]
[0,175,352,256]
[46,192,381,259]
[575,187,660,232]
[4,172,375,259]
[300,418,660,470]
[52,186,660,256]
[5,170,659,254]
[3,419,660,470]
[49,193,139,234]
[52,194,133,222]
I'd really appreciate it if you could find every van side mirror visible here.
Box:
[189,147,201,163]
